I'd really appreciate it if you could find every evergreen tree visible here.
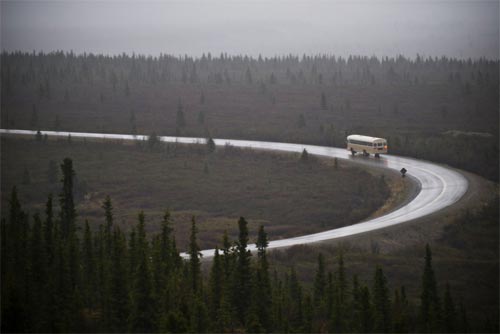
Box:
[372,266,391,333]
[331,250,347,332]
[392,287,409,333]
[289,267,304,332]
[350,275,363,332]
[253,225,272,331]
[28,213,48,332]
[188,216,202,293]
[59,158,76,238]
[207,137,216,153]
[233,216,252,325]
[159,210,174,277]
[300,148,309,162]
[245,67,253,84]
[176,100,186,127]
[209,247,223,325]
[129,213,155,332]
[102,195,113,255]
[419,244,442,332]
[443,282,456,333]
[81,221,96,310]
[313,253,326,305]
[109,226,129,332]
[360,285,373,333]
[44,195,54,265]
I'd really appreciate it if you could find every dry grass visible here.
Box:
[1,136,393,250]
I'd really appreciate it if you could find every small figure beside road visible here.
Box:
[400,168,407,178]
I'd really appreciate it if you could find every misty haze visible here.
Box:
[1,1,499,334]
[2,0,499,59]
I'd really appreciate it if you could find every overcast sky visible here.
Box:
[1,0,499,59]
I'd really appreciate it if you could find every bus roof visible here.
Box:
[347,134,386,142]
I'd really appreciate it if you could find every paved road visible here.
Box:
[1,129,468,258]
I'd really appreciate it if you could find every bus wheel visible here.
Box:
[351,149,356,156]
[375,153,380,158]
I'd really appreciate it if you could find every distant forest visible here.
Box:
[1,51,498,180]
[2,158,489,333]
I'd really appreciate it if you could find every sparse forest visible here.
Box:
[1,52,498,180]
[2,158,491,333]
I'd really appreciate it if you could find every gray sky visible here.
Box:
[1,0,499,59]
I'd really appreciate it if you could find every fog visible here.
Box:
[1,0,499,59]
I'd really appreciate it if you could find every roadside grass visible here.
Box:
[1,136,394,250]
[265,193,499,332]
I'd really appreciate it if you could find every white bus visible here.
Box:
[347,134,387,158]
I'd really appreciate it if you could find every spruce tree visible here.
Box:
[233,216,252,325]
[176,100,186,128]
[28,213,48,332]
[44,195,54,265]
[109,226,129,332]
[129,213,155,332]
[59,158,76,238]
[289,267,304,332]
[313,253,326,305]
[443,282,456,333]
[188,216,202,293]
[209,247,223,323]
[102,195,113,255]
[360,285,373,333]
[81,221,96,310]
[253,225,272,331]
[372,266,391,333]
[419,244,442,332]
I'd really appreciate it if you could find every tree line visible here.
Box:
[1,51,498,96]
[1,157,482,333]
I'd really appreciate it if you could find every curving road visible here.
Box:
[1,129,469,258]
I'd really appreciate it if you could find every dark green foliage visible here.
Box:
[129,212,155,333]
[419,244,442,332]
[443,283,456,333]
[176,100,186,128]
[188,216,202,293]
[206,137,216,153]
[233,216,252,325]
[372,266,391,333]
[300,148,309,162]
[109,226,129,332]
[1,164,488,333]
[59,158,76,238]
[313,253,326,305]
[147,132,160,149]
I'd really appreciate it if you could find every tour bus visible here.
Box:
[347,134,387,158]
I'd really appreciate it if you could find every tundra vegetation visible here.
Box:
[1,52,498,181]
[1,137,391,250]
[1,51,498,332]
[2,158,493,332]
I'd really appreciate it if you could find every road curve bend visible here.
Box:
[1,129,469,258]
